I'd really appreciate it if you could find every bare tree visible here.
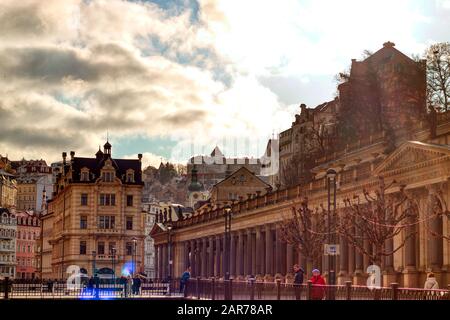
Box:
[280,198,328,274]
[426,42,450,112]
[337,178,419,266]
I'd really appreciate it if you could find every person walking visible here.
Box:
[293,264,305,300]
[424,273,439,289]
[179,266,191,293]
[310,269,326,300]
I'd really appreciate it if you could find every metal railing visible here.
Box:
[0,277,183,299]
[1,277,449,300]
[183,278,450,301]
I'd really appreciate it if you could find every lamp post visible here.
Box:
[92,251,97,277]
[132,238,137,276]
[326,168,337,298]
[166,223,173,296]
[224,205,232,281]
[111,247,116,284]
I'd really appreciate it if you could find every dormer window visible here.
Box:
[80,168,90,182]
[126,169,135,183]
[102,172,114,182]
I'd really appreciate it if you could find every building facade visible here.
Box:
[41,142,145,279]
[15,211,40,279]
[152,43,450,288]
[0,208,17,278]
[0,169,17,209]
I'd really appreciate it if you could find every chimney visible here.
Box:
[383,41,395,48]
[62,152,67,165]
[138,154,143,162]
[70,151,75,160]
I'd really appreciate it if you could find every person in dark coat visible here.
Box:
[293,264,305,300]
[310,269,326,300]
[179,267,191,293]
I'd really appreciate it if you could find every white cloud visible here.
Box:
[0,0,448,163]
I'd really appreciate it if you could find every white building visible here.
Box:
[0,208,17,279]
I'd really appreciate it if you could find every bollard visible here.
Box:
[345,281,352,300]
[307,280,312,300]
[276,279,281,300]
[391,283,399,301]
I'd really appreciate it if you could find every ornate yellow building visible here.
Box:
[41,142,145,279]
[152,43,450,288]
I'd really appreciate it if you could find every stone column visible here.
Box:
[209,236,215,277]
[265,224,274,280]
[155,245,160,279]
[354,221,364,285]
[197,239,202,277]
[428,188,444,271]
[190,240,196,277]
[201,237,208,278]
[215,236,221,277]
[286,243,294,282]
[403,195,419,288]
[251,230,256,277]
[162,244,168,279]
[275,226,283,280]
[245,229,253,277]
[230,232,236,278]
[338,235,348,284]
[237,230,244,279]
[255,227,263,278]
[184,241,190,270]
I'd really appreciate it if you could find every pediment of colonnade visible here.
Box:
[373,141,450,185]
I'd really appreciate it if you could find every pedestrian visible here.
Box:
[179,266,191,293]
[87,277,94,296]
[424,272,439,289]
[126,275,133,297]
[293,264,305,300]
[310,269,326,300]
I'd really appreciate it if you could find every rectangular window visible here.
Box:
[80,241,87,255]
[99,194,115,206]
[98,216,115,229]
[126,242,133,255]
[127,195,133,207]
[98,242,105,255]
[81,193,88,206]
[108,242,116,255]
[80,216,87,229]
[81,172,89,181]
[126,216,133,230]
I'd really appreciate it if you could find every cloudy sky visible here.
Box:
[1,0,449,167]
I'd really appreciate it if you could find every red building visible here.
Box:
[15,211,40,279]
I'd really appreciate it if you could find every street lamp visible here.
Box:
[132,238,137,276]
[167,223,173,281]
[223,204,232,281]
[326,168,337,297]
[166,222,173,296]
[92,251,97,277]
[110,247,116,283]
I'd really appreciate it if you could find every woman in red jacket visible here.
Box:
[310,269,326,300]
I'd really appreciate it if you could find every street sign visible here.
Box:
[324,244,340,256]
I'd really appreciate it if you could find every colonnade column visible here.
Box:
[265,224,273,280]
[209,236,215,277]
[255,227,263,279]
[230,232,236,278]
[201,237,208,278]
[215,236,221,278]
[237,230,244,279]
